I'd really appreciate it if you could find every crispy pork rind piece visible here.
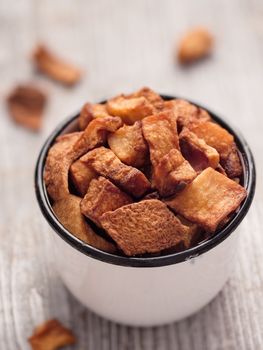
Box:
[177,27,213,64]
[53,194,116,252]
[108,121,149,167]
[73,116,123,158]
[130,87,164,110]
[69,160,97,197]
[166,167,247,232]
[154,149,196,197]
[28,319,76,350]
[220,143,242,178]
[163,99,211,130]
[79,147,151,198]
[81,177,133,226]
[188,120,234,159]
[142,110,179,168]
[100,199,195,256]
[79,103,110,130]
[44,132,83,201]
[6,84,47,131]
[106,95,155,125]
[32,44,82,86]
[179,127,219,172]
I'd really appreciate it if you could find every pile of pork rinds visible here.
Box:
[44,87,247,257]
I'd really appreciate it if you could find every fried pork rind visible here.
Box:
[32,44,82,86]
[100,199,195,256]
[81,177,133,226]
[188,120,234,159]
[220,143,242,178]
[166,167,247,232]
[179,127,219,172]
[154,149,196,197]
[6,84,47,131]
[28,319,76,350]
[53,194,116,252]
[130,87,164,110]
[178,27,213,64]
[79,103,110,130]
[106,95,155,124]
[79,147,151,198]
[142,110,179,168]
[73,116,122,158]
[69,160,97,196]
[44,132,83,201]
[108,121,149,167]
[163,99,211,130]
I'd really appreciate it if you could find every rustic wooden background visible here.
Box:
[0,0,263,349]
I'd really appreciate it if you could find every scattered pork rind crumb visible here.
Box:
[28,319,76,350]
[6,84,47,131]
[177,27,214,64]
[32,44,82,86]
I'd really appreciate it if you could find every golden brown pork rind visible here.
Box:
[188,120,234,159]
[130,87,164,109]
[79,103,110,130]
[73,116,122,158]
[154,149,196,197]
[108,121,149,167]
[52,194,116,252]
[81,177,133,226]
[166,167,247,232]
[163,99,211,130]
[6,84,47,131]
[100,199,195,256]
[220,143,242,178]
[28,319,76,350]
[179,127,219,171]
[69,160,97,196]
[44,132,83,201]
[142,110,179,168]
[32,45,82,86]
[79,147,151,198]
[177,27,213,64]
[106,95,155,124]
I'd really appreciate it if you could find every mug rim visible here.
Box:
[35,95,256,268]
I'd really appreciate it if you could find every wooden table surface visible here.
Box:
[0,0,263,349]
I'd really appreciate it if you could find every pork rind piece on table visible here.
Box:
[69,160,97,197]
[106,94,155,124]
[188,120,234,159]
[142,110,179,167]
[81,177,133,226]
[166,167,247,232]
[44,132,83,201]
[79,103,110,130]
[73,116,122,158]
[163,99,211,130]
[100,199,195,256]
[79,147,151,198]
[154,149,196,197]
[6,84,47,131]
[53,194,116,253]
[28,319,76,350]
[177,27,213,64]
[32,45,82,86]
[179,127,219,172]
[108,121,149,167]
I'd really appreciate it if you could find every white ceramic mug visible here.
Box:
[35,96,255,326]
